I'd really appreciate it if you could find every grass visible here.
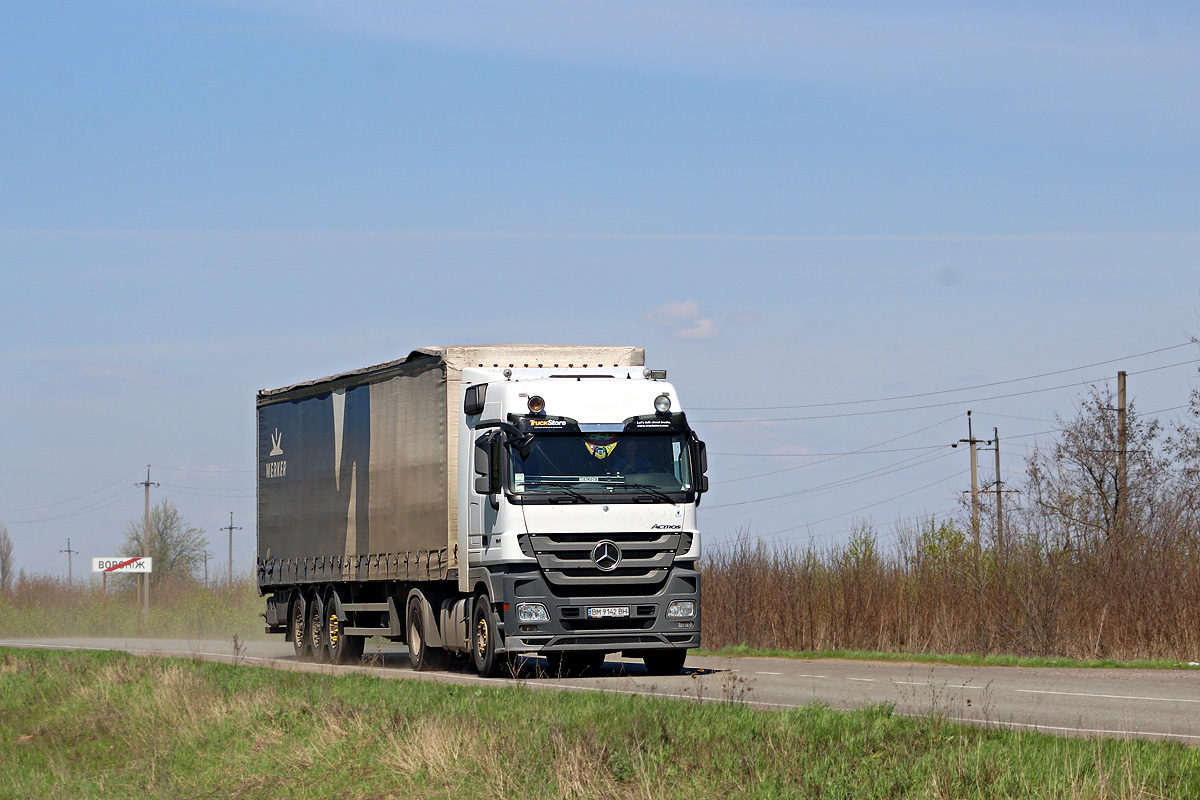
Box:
[0,574,265,641]
[2,647,1199,799]
[697,643,1200,671]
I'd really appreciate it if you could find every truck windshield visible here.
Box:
[509,433,693,496]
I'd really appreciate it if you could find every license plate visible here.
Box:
[587,606,630,619]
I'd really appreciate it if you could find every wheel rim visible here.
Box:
[328,613,339,652]
[476,617,489,662]
[310,604,322,653]
[409,618,422,662]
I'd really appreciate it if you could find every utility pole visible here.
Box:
[993,427,1003,553]
[220,512,242,586]
[955,410,986,649]
[60,538,79,587]
[958,411,982,551]
[1117,371,1127,536]
[203,551,211,588]
[135,465,159,616]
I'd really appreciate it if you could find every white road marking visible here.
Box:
[846,677,876,682]
[1017,689,1200,704]
[796,673,827,678]
[756,671,783,675]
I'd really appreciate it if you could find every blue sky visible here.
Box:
[2,1,1198,578]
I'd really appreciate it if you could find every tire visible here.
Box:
[290,595,309,661]
[407,596,444,672]
[642,649,686,676]
[471,595,508,678]
[326,597,363,665]
[308,593,328,664]
[545,651,604,678]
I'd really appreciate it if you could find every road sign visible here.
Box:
[92,557,153,573]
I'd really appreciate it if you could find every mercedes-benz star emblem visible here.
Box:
[592,540,622,571]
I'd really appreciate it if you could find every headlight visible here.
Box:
[654,394,671,414]
[666,600,695,619]
[515,602,549,622]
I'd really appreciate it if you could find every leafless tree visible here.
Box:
[0,524,14,594]
[121,500,208,588]
[1024,384,1170,550]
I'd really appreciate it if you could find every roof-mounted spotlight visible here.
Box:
[654,394,672,414]
[527,395,545,414]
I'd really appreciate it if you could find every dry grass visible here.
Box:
[0,573,264,640]
[701,517,1200,662]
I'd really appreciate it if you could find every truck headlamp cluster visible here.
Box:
[654,394,671,414]
[527,395,545,413]
[666,600,695,619]
[515,602,549,623]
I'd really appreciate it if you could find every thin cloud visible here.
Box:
[678,318,719,339]
[643,300,719,340]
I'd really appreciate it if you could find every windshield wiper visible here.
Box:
[521,481,593,503]
[624,483,674,503]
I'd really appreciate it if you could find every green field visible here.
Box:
[2,648,1198,799]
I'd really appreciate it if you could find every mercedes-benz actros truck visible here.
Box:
[257,345,707,677]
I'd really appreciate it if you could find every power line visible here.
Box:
[691,342,1194,410]
[707,448,957,510]
[712,445,946,457]
[705,400,1194,544]
[691,359,1199,423]
[4,486,141,525]
[711,413,961,484]
[715,442,951,485]
[154,464,255,474]
[0,469,142,513]
[159,482,254,492]
[161,488,255,498]
[754,471,967,541]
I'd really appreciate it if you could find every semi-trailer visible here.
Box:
[257,345,707,677]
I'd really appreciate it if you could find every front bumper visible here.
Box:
[496,564,701,654]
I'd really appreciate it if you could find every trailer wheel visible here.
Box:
[326,605,364,665]
[308,593,328,664]
[641,649,686,676]
[471,595,508,678]
[407,597,442,672]
[290,595,309,661]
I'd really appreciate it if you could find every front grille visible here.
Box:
[554,635,661,646]
[526,532,681,591]
[563,618,654,631]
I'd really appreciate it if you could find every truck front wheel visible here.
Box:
[471,596,508,678]
[407,597,443,672]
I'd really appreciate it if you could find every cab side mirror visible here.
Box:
[464,384,487,416]
[693,439,709,499]
[474,436,493,494]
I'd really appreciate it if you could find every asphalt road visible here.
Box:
[4,637,1199,745]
